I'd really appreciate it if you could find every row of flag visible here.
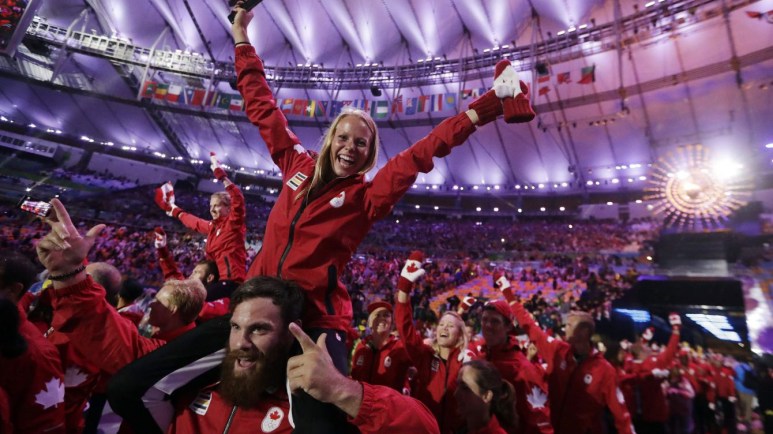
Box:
[536,65,596,97]
[140,81,246,111]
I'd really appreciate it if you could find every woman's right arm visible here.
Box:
[232,9,304,175]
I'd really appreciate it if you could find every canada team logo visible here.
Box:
[261,407,285,432]
[384,356,392,368]
[584,374,593,385]
[189,391,212,415]
[329,191,345,208]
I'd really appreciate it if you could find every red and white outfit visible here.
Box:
[51,276,195,375]
[510,302,635,434]
[235,45,478,332]
[626,331,680,423]
[395,298,466,434]
[0,307,65,433]
[350,334,413,393]
[174,183,247,283]
[470,335,553,434]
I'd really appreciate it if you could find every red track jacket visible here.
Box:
[235,45,477,331]
[176,183,247,283]
[351,334,413,392]
[395,298,468,434]
[0,307,65,433]
[626,331,680,423]
[470,335,553,434]
[510,302,635,434]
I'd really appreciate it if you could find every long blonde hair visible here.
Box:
[296,109,379,201]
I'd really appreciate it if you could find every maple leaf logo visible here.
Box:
[270,410,280,420]
[526,386,548,409]
[406,263,418,273]
[261,406,284,432]
[35,378,65,410]
[64,366,89,387]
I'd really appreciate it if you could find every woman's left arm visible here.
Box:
[364,112,475,220]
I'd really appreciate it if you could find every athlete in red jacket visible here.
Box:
[471,300,553,434]
[493,272,635,434]
[394,252,472,433]
[0,264,65,434]
[231,6,533,338]
[154,155,247,285]
[350,301,413,392]
[455,360,520,434]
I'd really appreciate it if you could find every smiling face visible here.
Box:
[210,195,231,220]
[220,297,293,407]
[368,308,393,336]
[330,115,373,178]
[436,313,463,349]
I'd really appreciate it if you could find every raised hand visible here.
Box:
[397,251,425,293]
[210,152,228,181]
[36,199,105,276]
[458,296,476,315]
[668,312,682,330]
[153,227,167,249]
[153,182,179,217]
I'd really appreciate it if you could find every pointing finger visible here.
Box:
[49,199,75,238]
[289,322,317,353]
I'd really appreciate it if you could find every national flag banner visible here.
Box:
[166,84,183,103]
[579,65,596,84]
[229,95,244,111]
[318,100,329,117]
[417,95,431,113]
[460,89,472,100]
[153,83,169,100]
[373,100,389,119]
[536,62,551,83]
[405,97,418,115]
[444,93,457,111]
[471,87,487,98]
[430,94,444,112]
[140,81,157,99]
[216,93,232,110]
[329,100,346,117]
[557,72,571,84]
[292,99,308,116]
[204,91,218,107]
[190,88,206,106]
[391,95,403,114]
[306,99,326,118]
[539,86,550,96]
[280,98,294,114]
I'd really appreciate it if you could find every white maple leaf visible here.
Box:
[64,366,89,387]
[35,378,65,410]
[526,386,548,409]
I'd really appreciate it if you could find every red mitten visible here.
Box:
[210,152,227,181]
[493,270,515,302]
[669,312,682,330]
[398,251,425,293]
[154,227,167,249]
[458,296,476,314]
[492,60,536,123]
[154,182,180,217]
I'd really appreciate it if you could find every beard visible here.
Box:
[219,345,288,409]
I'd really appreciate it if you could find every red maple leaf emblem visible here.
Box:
[406,263,418,273]
[270,410,280,420]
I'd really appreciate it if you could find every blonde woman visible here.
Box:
[395,251,474,434]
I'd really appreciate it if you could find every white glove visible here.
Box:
[669,312,682,328]
[652,368,670,379]
[154,227,167,249]
[492,61,522,98]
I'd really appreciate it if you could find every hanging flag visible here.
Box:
[318,101,329,117]
[204,91,218,107]
[140,81,157,99]
[305,99,325,117]
[280,98,294,114]
[745,9,773,22]
[190,89,206,106]
[430,94,443,112]
[216,94,232,110]
[578,65,596,84]
[536,62,551,83]
[557,72,572,84]
[460,89,473,100]
[471,87,487,98]
[405,97,418,115]
[166,84,183,103]
[539,86,551,96]
[391,95,403,114]
[292,99,308,116]
[153,83,169,100]
[417,95,431,113]
[444,93,457,111]
[373,100,389,119]
[329,100,345,117]
[229,95,244,111]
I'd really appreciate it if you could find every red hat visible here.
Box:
[367,301,392,315]
[484,299,514,323]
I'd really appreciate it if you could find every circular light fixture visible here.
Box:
[645,144,751,230]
